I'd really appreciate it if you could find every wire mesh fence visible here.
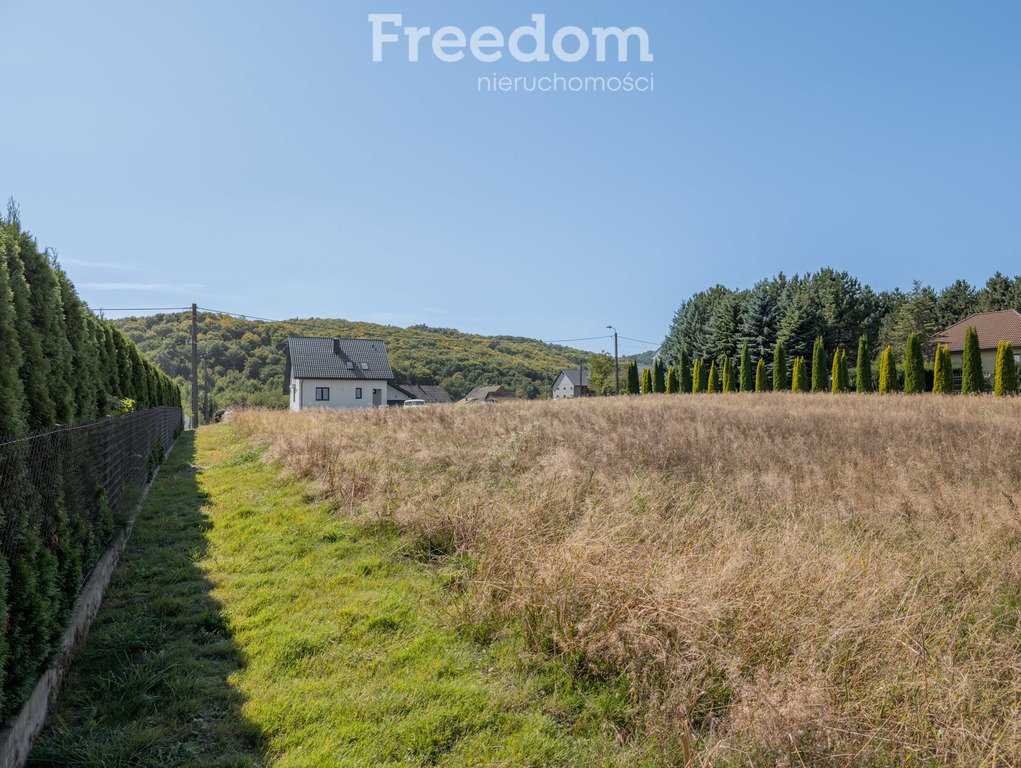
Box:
[0,407,183,558]
[0,406,183,719]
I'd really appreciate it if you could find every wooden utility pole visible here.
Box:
[191,303,199,427]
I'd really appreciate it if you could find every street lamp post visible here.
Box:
[607,325,619,395]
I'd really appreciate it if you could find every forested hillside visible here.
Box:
[661,268,1021,367]
[115,312,592,411]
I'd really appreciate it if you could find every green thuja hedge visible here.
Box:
[0,207,181,722]
[755,358,767,392]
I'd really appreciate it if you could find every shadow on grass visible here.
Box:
[29,431,267,768]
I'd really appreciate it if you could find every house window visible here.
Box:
[360,362,369,370]
[355,387,363,399]
[315,387,330,401]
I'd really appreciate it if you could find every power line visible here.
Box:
[542,335,613,344]
[197,307,280,323]
[619,335,660,346]
[93,307,189,312]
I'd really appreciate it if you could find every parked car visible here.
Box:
[403,399,427,408]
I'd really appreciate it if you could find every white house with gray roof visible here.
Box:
[552,368,590,399]
[285,336,412,411]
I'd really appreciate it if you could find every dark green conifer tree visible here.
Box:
[755,358,767,392]
[811,335,827,392]
[772,340,788,392]
[18,237,74,423]
[0,244,27,437]
[903,333,925,394]
[855,335,873,393]
[55,269,99,421]
[837,349,850,392]
[961,326,983,394]
[626,360,640,394]
[994,341,1018,396]
[653,359,666,393]
[4,236,55,431]
[678,350,692,393]
[933,344,953,394]
[739,342,753,392]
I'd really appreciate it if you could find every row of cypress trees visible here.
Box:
[0,207,181,721]
[623,330,1019,397]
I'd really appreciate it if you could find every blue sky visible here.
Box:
[2,1,1019,356]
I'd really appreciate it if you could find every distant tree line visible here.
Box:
[0,203,180,721]
[660,268,1021,375]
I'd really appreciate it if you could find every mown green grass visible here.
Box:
[31,427,645,767]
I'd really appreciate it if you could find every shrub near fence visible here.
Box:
[0,407,182,721]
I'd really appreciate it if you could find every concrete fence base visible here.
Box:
[0,444,174,768]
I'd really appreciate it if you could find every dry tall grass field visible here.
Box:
[230,395,1021,767]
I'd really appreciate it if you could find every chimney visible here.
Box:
[333,338,341,356]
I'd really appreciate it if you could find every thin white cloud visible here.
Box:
[60,258,146,271]
[80,282,206,291]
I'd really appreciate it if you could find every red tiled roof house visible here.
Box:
[934,309,1021,382]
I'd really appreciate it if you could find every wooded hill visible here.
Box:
[114,312,593,411]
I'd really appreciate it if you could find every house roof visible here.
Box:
[934,309,1021,352]
[286,336,395,381]
[399,384,453,404]
[463,385,515,402]
[557,368,590,387]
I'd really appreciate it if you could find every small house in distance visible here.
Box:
[397,384,453,404]
[934,309,1021,375]
[552,368,589,399]
[462,385,517,404]
[285,336,407,410]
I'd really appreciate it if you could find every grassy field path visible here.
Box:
[30,427,640,768]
